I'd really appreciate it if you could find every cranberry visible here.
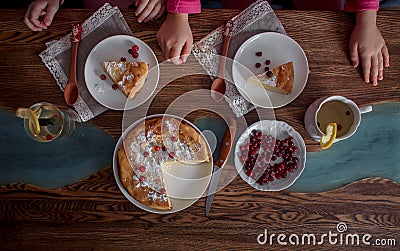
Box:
[132,44,139,51]
[120,57,126,62]
[265,60,271,65]
[275,173,281,179]
[154,145,161,151]
[139,175,146,181]
[281,173,287,178]
[112,84,118,90]
[100,74,106,80]
[268,176,274,182]
[255,63,261,68]
[292,157,298,163]
[266,71,273,78]
[46,134,52,141]
[264,67,269,71]
[139,166,146,172]
[255,51,262,57]
[171,136,177,141]
[169,152,175,158]
[160,188,166,194]
[128,49,133,54]
[271,156,277,161]
[143,151,149,157]
[162,145,167,151]
[132,51,139,58]
[288,167,294,172]
[245,170,252,177]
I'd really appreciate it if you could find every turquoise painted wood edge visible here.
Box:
[1,102,398,192]
[288,102,400,192]
[195,103,400,193]
[0,107,116,189]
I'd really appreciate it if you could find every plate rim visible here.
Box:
[232,32,309,109]
[234,119,306,191]
[84,34,160,111]
[113,114,213,214]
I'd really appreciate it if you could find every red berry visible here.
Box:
[120,57,126,62]
[112,84,118,90]
[139,175,146,181]
[143,151,149,157]
[255,51,262,57]
[266,71,273,78]
[139,166,146,172]
[128,49,133,54]
[171,136,177,142]
[255,63,261,68]
[132,44,139,51]
[132,51,139,58]
[162,145,167,151]
[169,152,175,158]
[160,188,166,194]
[100,74,106,80]
[264,67,269,71]
[154,145,161,151]
[265,60,271,65]
[46,134,52,141]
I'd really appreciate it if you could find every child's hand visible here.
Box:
[157,13,192,65]
[135,0,166,23]
[24,0,60,31]
[349,10,389,86]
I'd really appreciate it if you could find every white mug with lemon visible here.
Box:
[16,102,77,142]
[304,96,372,149]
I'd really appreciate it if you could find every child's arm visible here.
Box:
[24,0,62,31]
[156,0,200,64]
[135,0,167,23]
[345,1,389,86]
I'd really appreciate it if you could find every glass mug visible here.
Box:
[23,102,77,142]
[304,95,372,142]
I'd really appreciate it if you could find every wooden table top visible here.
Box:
[0,8,399,250]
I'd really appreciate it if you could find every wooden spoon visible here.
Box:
[210,19,233,102]
[64,24,82,106]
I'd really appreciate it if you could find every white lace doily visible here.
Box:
[192,0,286,117]
[40,3,132,122]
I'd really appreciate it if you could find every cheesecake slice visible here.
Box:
[247,61,294,94]
[101,61,148,99]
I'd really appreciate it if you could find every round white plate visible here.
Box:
[232,32,309,108]
[113,114,213,214]
[85,35,159,110]
[234,120,306,191]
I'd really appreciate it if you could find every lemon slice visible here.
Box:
[16,107,41,134]
[320,123,337,150]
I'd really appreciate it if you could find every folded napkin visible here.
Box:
[192,0,286,117]
[40,3,133,122]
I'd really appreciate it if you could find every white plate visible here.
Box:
[85,35,159,110]
[113,114,213,214]
[232,32,308,108]
[234,120,306,191]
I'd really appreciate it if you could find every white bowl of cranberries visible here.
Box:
[234,120,306,191]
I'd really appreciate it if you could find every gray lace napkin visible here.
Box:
[40,3,133,122]
[192,0,286,116]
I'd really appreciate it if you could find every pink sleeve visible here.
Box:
[167,0,201,14]
[344,0,379,12]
